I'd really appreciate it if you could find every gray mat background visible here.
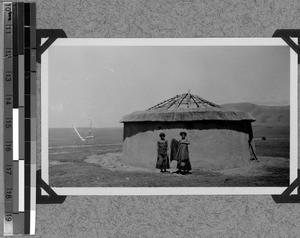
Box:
[2,0,300,237]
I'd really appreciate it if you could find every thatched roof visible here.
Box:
[121,92,255,122]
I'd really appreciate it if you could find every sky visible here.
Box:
[48,44,290,128]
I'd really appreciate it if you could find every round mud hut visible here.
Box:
[120,92,256,170]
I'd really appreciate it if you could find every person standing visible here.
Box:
[171,132,192,174]
[155,133,170,173]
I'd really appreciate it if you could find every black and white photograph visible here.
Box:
[1,1,300,237]
[41,38,297,195]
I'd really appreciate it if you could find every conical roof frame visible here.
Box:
[147,91,221,111]
[120,91,255,122]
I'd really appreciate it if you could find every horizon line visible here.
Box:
[49,126,123,129]
[220,102,290,107]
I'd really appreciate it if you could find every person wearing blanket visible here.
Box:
[170,131,192,174]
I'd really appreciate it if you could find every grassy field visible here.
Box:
[253,125,289,158]
[49,125,290,187]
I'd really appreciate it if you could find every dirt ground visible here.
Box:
[48,127,290,187]
[49,152,289,187]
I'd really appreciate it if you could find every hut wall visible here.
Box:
[121,128,253,170]
[123,121,253,140]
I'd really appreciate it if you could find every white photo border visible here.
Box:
[41,38,298,196]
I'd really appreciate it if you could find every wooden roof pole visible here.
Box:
[147,95,178,110]
[175,93,188,108]
[187,89,191,108]
[190,94,200,108]
[166,94,183,110]
[194,95,220,108]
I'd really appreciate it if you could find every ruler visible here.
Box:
[2,2,36,236]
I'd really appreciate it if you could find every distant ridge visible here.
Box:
[222,103,289,126]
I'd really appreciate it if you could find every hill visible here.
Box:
[222,103,289,127]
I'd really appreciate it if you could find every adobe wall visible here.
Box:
[123,121,253,140]
[121,128,253,170]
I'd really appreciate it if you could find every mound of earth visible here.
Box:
[84,152,288,178]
